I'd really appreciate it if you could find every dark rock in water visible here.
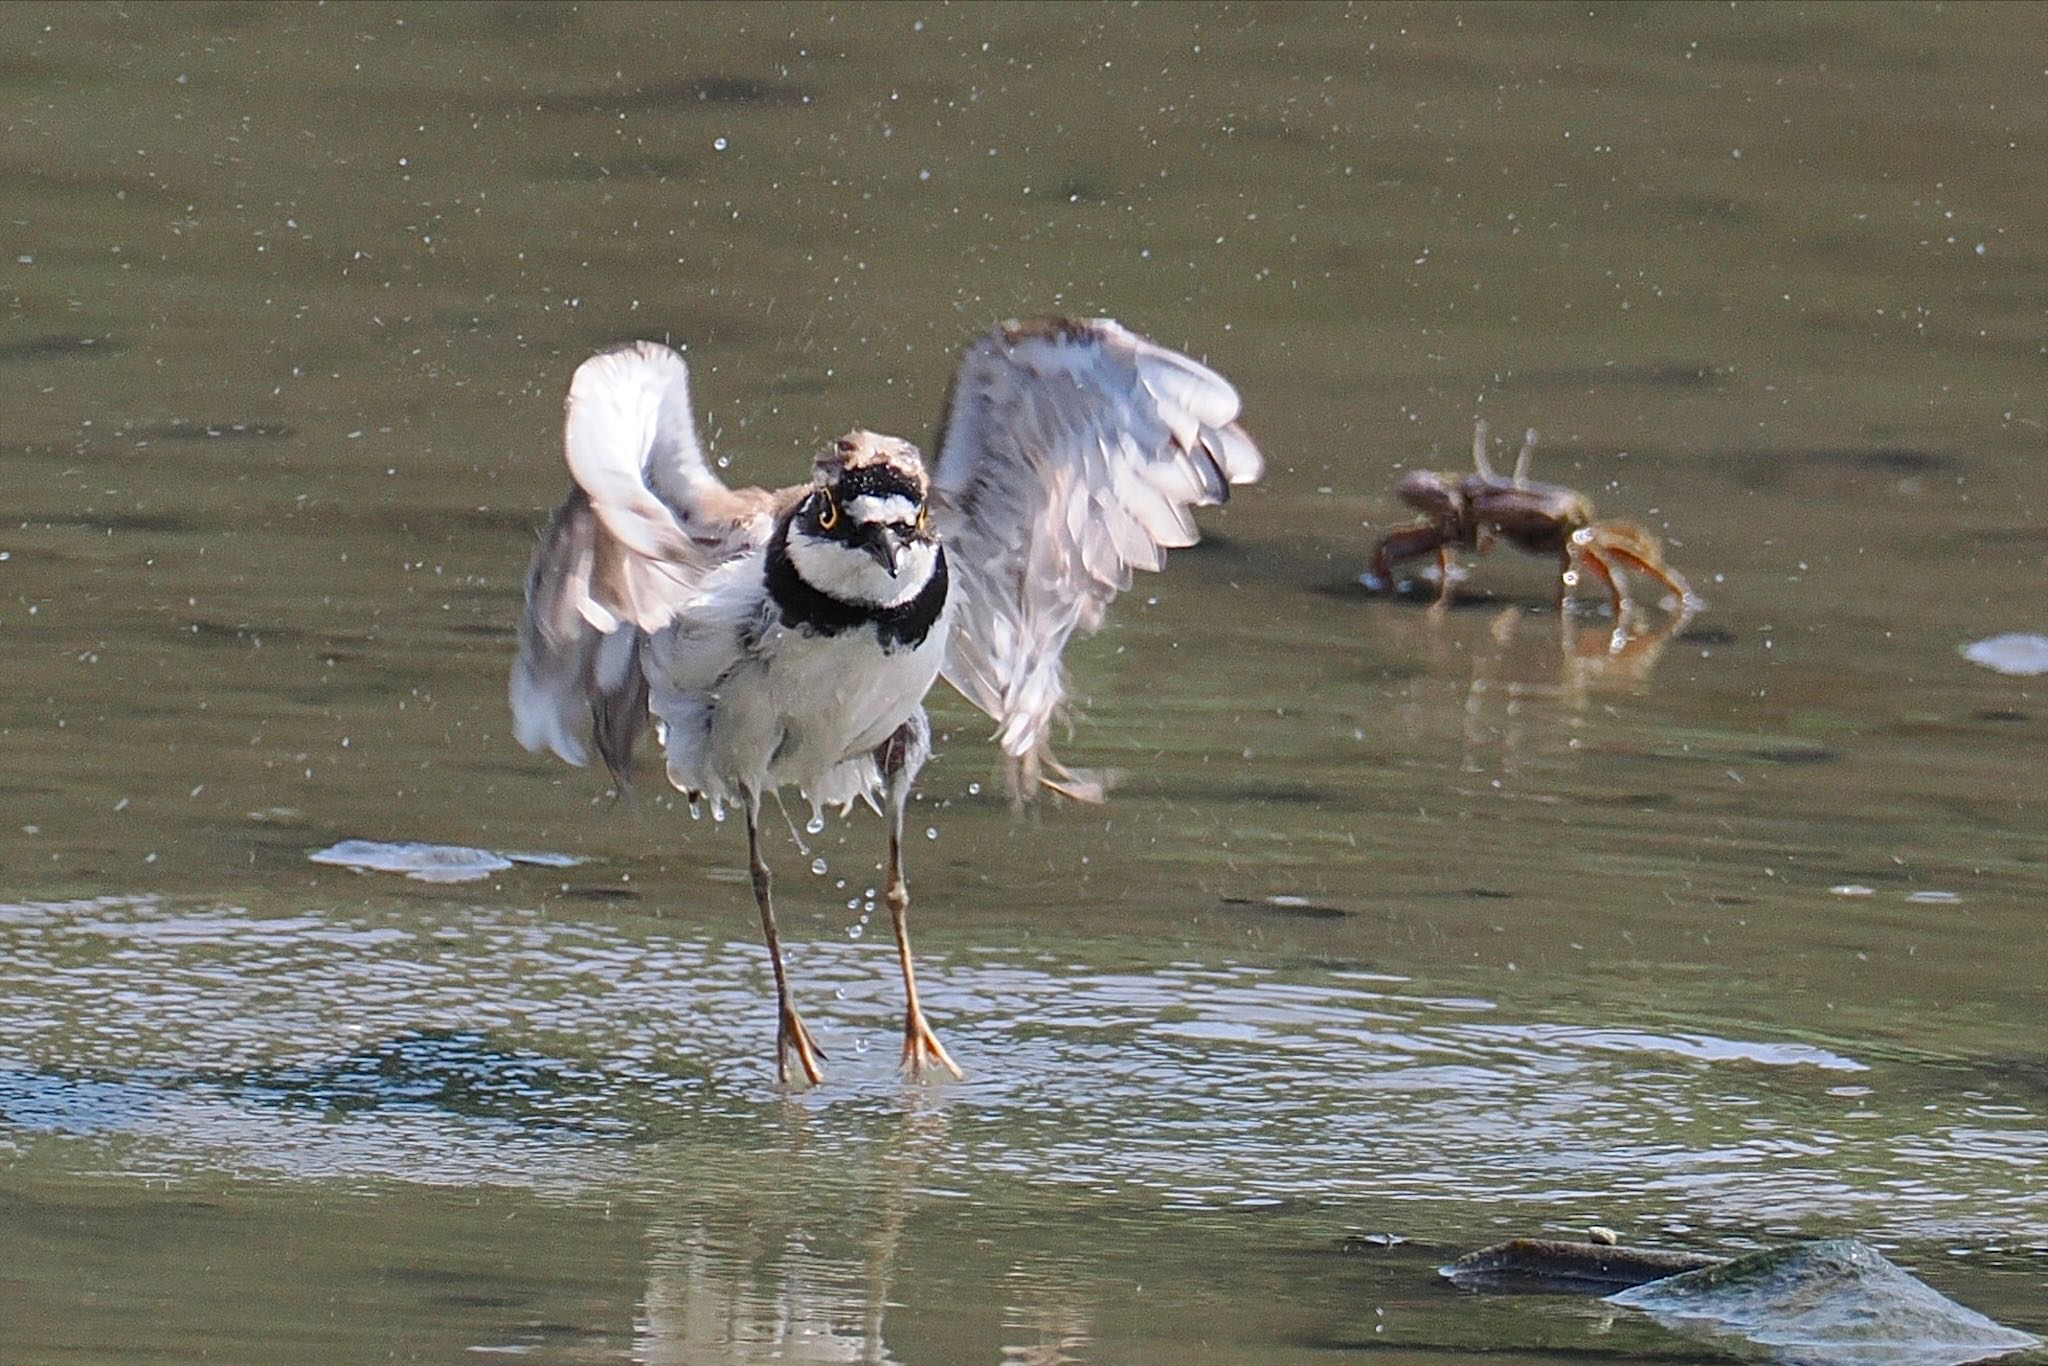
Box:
[1444,1237,1724,1292]
[1608,1238,2040,1366]
[1444,1236,2039,1363]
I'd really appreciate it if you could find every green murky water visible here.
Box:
[2,4,2043,1361]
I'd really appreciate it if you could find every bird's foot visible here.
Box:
[901,1007,963,1081]
[777,1002,827,1087]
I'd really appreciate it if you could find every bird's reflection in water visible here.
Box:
[635,1098,1093,1364]
[639,1223,892,1364]
[998,1299,1094,1365]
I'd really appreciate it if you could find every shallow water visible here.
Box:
[2,4,2045,1362]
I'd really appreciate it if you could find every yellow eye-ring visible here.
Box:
[916,503,929,534]
[817,492,839,530]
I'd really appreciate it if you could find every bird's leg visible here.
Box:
[743,791,824,1086]
[885,818,961,1080]
[877,719,961,1081]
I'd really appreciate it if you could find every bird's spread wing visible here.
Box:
[559,340,775,631]
[930,317,1263,800]
[511,341,775,776]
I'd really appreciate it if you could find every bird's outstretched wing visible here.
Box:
[930,317,1263,800]
[510,341,776,776]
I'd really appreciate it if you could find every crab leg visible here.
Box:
[1581,522,1701,612]
[1370,522,1455,596]
[1596,546,1698,612]
[1567,544,1628,617]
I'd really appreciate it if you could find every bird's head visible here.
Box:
[791,431,940,604]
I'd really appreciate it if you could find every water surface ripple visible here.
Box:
[3,893,2040,1249]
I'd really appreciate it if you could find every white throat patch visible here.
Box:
[787,523,938,608]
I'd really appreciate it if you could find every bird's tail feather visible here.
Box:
[511,486,649,786]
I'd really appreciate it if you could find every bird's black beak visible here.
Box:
[860,524,900,575]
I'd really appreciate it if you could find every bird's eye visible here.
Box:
[817,492,839,531]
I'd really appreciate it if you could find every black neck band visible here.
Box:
[764,515,947,650]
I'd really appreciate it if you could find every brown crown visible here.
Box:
[815,429,928,494]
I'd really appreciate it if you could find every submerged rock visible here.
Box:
[1445,1235,2038,1364]
[1608,1238,2040,1366]
[1443,1236,1723,1292]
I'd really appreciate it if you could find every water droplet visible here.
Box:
[810,857,828,876]
[967,781,981,796]
[806,814,825,835]
[713,136,729,152]
[848,924,863,940]
[925,826,938,841]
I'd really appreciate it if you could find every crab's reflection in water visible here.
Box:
[635,1100,1093,1365]
[1554,599,1698,694]
[1392,597,1698,780]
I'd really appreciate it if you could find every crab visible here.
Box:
[1369,421,1702,618]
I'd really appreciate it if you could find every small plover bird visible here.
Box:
[512,317,1262,1084]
